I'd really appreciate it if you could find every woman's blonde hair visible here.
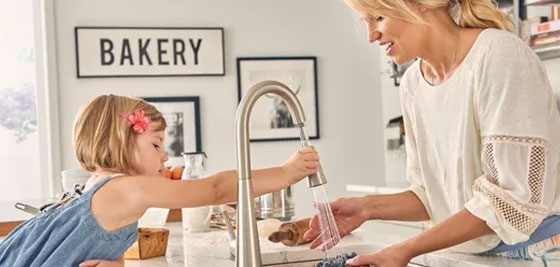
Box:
[346,0,512,31]
[73,94,166,174]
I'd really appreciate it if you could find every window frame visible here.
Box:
[0,0,62,227]
[33,0,62,199]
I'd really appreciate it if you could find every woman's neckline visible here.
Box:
[418,28,490,88]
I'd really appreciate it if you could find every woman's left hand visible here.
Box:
[346,244,413,267]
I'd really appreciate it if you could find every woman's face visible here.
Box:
[132,122,169,176]
[362,12,426,65]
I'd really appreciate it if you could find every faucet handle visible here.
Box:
[222,210,236,241]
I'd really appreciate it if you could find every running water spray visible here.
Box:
[298,125,346,266]
[312,186,346,265]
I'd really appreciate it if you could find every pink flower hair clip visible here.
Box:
[119,110,151,134]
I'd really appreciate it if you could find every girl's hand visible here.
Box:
[346,244,413,267]
[281,147,319,183]
[303,197,371,249]
[79,256,124,267]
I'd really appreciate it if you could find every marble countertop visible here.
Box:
[124,221,560,267]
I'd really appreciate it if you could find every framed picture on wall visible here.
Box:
[236,57,319,142]
[142,96,201,166]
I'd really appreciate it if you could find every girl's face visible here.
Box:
[132,122,169,176]
[361,12,426,65]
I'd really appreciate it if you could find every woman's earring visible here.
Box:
[448,0,462,24]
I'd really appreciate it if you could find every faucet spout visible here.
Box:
[234,80,306,267]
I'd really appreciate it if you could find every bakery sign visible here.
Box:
[74,27,225,78]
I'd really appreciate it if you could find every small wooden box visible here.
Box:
[166,208,182,222]
[124,228,169,260]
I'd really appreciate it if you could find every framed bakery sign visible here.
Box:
[74,27,225,78]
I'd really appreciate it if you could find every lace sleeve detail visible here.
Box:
[472,177,548,236]
[469,33,556,244]
[467,135,552,243]
[481,135,547,205]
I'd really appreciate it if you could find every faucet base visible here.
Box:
[236,178,262,267]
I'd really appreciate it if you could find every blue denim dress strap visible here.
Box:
[0,173,138,267]
[482,215,560,260]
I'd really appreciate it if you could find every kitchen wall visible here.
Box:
[544,59,560,95]
[540,57,560,96]
[378,52,408,188]
[52,0,385,217]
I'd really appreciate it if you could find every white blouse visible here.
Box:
[400,28,560,253]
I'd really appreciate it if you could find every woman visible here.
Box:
[304,0,560,266]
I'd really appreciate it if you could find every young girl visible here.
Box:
[0,94,319,266]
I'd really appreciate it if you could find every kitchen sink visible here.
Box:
[232,240,426,267]
[265,262,425,267]
[262,242,381,266]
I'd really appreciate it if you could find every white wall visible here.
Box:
[544,59,560,93]
[378,52,408,188]
[52,0,384,217]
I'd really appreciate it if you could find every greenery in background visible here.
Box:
[0,46,38,142]
[0,84,38,142]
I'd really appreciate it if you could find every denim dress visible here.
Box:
[0,174,138,266]
[484,215,560,260]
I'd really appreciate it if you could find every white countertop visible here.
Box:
[345,184,407,195]
[125,221,560,267]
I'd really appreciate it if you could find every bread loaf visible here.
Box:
[268,217,311,246]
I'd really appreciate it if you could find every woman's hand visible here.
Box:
[346,244,413,267]
[281,146,319,183]
[303,197,372,249]
[79,256,124,267]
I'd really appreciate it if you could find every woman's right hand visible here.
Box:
[303,197,372,249]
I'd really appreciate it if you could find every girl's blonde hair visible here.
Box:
[346,0,512,31]
[73,94,166,174]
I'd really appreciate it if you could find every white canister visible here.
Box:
[61,168,90,192]
[182,206,211,232]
